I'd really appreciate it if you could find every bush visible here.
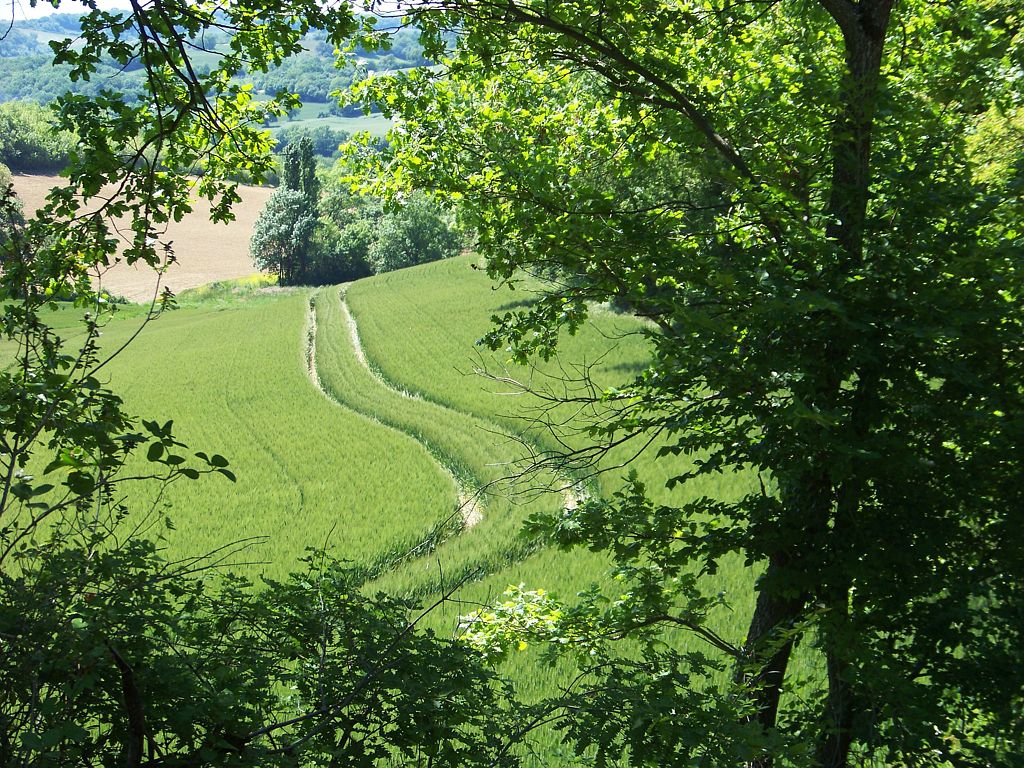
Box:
[0,101,76,172]
[311,216,375,283]
[367,192,463,274]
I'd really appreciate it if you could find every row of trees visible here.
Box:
[274,124,353,158]
[250,137,463,285]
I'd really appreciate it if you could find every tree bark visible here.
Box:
[739,556,806,768]
[816,640,857,768]
[812,3,894,766]
[819,0,895,262]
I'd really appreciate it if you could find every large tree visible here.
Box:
[250,186,319,285]
[251,136,320,284]
[354,1,1024,765]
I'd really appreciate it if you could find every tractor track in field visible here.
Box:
[335,291,485,529]
[305,291,484,531]
[304,285,588,594]
[337,288,584,518]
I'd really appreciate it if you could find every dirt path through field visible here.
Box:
[10,174,274,302]
[332,290,485,529]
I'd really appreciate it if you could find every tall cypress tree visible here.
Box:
[296,135,319,211]
[275,135,319,283]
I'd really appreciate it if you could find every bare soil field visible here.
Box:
[12,174,274,303]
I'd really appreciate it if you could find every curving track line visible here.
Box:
[306,291,483,530]
[341,290,585,514]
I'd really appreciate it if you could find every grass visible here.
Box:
[15,286,459,579]
[312,285,566,595]
[7,257,778,764]
[266,102,394,138]
[344,257,769,761]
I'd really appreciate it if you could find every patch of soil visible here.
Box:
[11,174,275,303]
[458,494,484,528]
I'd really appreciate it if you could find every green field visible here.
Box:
[267,101,394,138]
[11,257,761,762]
[96,287,458,576]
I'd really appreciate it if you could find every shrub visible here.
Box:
[368,192,463,274]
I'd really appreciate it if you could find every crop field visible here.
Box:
[20,285,459,578]
[271,103,394,138]
[10,174,273,302]
[312,285,568,594]
[344,258,767,720]
[10,253,769,763]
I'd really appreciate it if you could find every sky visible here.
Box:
[5,0,133,23]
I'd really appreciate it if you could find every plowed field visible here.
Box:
[11,173,274,302]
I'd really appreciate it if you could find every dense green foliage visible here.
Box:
[368,191,465,273]
[5,1,1022,766]
[275,124,351,158]
[356,1,1024,765]
[249,188,318,285]
[0,101,75,172]
[4,542,518,767]
[0,54,150,104]
[253,155,463,284]
[0,163,22,241]
[314,176,381,282]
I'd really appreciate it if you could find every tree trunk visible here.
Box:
[739,556,806,768]
[811,3,894,766]
[820,0,894,261]
[816,641,857,768]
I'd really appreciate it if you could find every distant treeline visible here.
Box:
[0,16,428,104]
[0,98,375,178]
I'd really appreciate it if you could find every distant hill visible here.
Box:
[0,12,428,104]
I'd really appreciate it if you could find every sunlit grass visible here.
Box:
[346,256,770,762]
[7,255,783,765]
[98,289,455,578]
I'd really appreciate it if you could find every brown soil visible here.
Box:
[11,174,275,303]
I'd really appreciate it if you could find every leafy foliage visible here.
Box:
[250,188,318,285]
[0,101,76,172]
[0,164,22,242]
[0,4,527,767]
[354,0,1024,765]
[3,539,519,767]
[313,179,381,282]
[368,190,464,274]
[275,124,351,158]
